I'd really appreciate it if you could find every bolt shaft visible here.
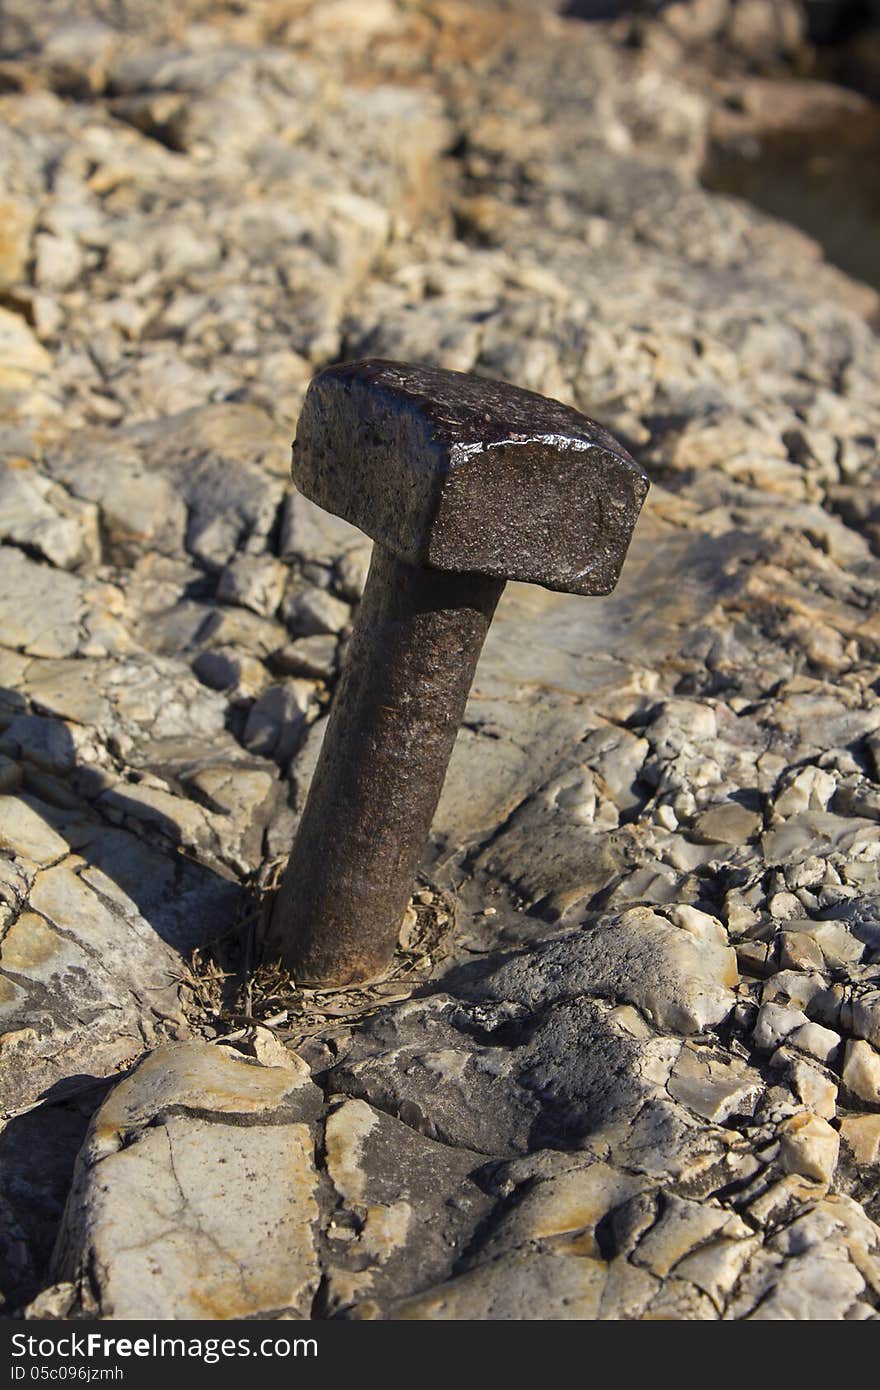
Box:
[268,545,505,985]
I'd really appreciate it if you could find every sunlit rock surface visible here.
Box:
[2,0,880,1321]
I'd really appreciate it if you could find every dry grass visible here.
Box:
[177,876,456,1052]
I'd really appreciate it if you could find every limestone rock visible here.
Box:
[4,0,880,1324]
[778,1112,840,1185]
[283,586,351,638]
[448,907,738,1034]
[838,1115,880,1167]
[53,1042,323,1319]
[321,1097,492,1316]
[0,813,243,1113]
[841,1040,880,1105]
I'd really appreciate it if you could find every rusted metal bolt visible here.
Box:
[267,359,649,986]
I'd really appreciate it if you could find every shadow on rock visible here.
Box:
[0,1073,115,1313]
[0,694,257,1309]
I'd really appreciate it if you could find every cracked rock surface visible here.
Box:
[2,0,880,1320]
[53,1042,323,1320]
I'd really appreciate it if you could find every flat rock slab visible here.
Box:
[445,907,740,1035]
[328,990,723,1174]
[321,1097,493,1316]
[54,1041,323,1319]
[0,800,244,1114]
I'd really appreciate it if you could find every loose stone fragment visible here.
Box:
[283,586,351,637]
[752,1002,809,1053]
[841,1040,880,1105]
[778,1112,840,1185]
[838,1115,880,1166]
[771,1050,838,1120]
[847,990,880,1048]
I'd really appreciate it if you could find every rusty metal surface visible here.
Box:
[268,547,504,985]
[291,358,649,596]
[269,360,650,986]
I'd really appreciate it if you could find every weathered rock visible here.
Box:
[321,1097,492,1316]
[841,1039,880,1105]
[53,1042,323,1319]
[4,0,880,1324]
[447,907,739,1035]
[838,1114,880,1167]
[778,1111,840,1185]
[0,550,84,660]
[216,554,287,618]
[273,635,339,680]
[0,802,244,1113]
[242,680,319,765]
[283,585,351,638]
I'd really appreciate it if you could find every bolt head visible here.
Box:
[291,359,649,596]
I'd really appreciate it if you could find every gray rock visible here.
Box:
[283,585,351,637]
[216,553,287,617]
[53,1042,323,1319]
[128,405,288,571]
[280,491,364,567]
[273,635,339,680]
[447,907,739,1035]
[0,796,244,1114]
[330,990,719,1170]
[0,550,84,659]
[0,462,100,570]
[242,680,318,764]
[321,1097,492,1316]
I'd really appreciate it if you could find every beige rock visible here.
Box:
[847,990,880,1049]
[768,890,802,921]
[752,1001,808,1053]
[778,1112,840,1185]
[0,198,33,287]
[642,1277,720,1320]
[598,1257,660,1320]
[692,801,761,845]
[0,796,68,866]
[34,233,83,292]
[787,1021,841,1066]
[781,918,864,969]
[633,1195,749,1279]
[0,306,52,383]
[667,1045,762,1122]
[96,779,213,850]
[672,1232,761,1312]
[54,1042,323,1319]
[359,1202,413,1264]
[325,1099,380,1207]
[762,970,825,1012]
[841,1040,880,1105]
[481,1162,646,1259]
[773,1050,838,1120]
[838,1115,880,1167]
[746,1173,827,1227]
[773,766,836,819]
[390,1250,608,1320]
[778,930,825,973]
[0,910,91,984]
